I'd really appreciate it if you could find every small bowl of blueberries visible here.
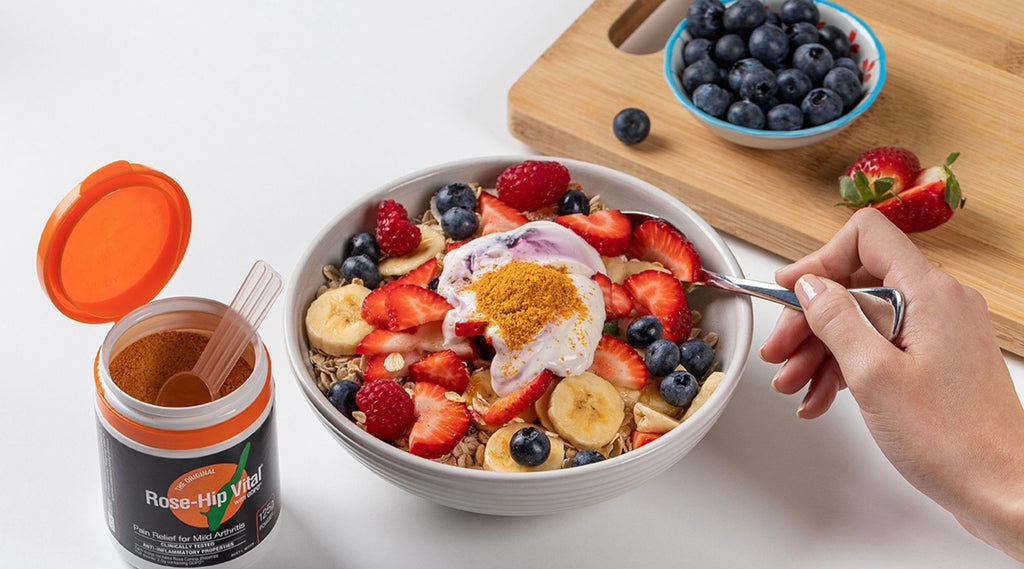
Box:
[664,0,885,150]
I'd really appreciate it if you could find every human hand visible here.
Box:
[759,208,1024,560]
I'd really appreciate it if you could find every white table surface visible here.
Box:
[4,1,1022,567]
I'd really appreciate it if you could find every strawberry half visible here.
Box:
[363,352,413,382]
[587,335,647,390]
[591,272,636,319]
[554,209,631,256]
[479,192,528,235]
[385,284,452,331]
[623,270,691,343]
[626,219,704,283]
[842,146,921,199]
[631,430,662,449]
[357,322,475,360]
[871,154,965,233]
[408,349,470,393]
[393,257,438,288]
[409,381,472,459]
[482,370,555,426]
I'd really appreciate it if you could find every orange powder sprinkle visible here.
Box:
[468,261,586,351]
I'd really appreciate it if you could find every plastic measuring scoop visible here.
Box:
[156,260,283,407]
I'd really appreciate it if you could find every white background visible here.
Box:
[3,1,1022,567]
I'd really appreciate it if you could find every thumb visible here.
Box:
[795,274,894,367]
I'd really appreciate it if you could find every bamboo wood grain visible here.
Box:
[508,0,1024,356]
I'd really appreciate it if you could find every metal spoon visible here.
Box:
[624,212,904,341]
[155,260,283,407]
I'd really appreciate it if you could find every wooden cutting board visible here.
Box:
[508,0,1024,357]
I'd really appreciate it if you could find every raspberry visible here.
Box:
[355,379,414,440]
[376,200,421,257]
[495,160,571,211]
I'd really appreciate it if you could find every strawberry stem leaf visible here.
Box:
[942,152,963,210]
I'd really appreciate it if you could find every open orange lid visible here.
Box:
[37,161,191,324]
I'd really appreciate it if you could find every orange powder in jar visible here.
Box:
[468,261,586,351]
[109,330,253,404]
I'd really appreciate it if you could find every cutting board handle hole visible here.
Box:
[612,0,693,55]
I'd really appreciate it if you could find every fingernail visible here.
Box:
[796,274,826,305]
[796,401,806,418]
[769,363,784,391]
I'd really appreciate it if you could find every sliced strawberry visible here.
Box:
[454,320,487,337]
[870,153,964,233]
[631,430,662,449]
[554,209,631,256]
[393,257,438,288]
[357,322,476,361]
[385,284,452,331]
[360,284,392,329]
[408,350,470,393]
[479,192,528,235]
[446,240,468,252]
[482,370,555,426]
[842,146,921,199]
[364,353,405,382]
[587,335,647,390]
[591,273,635,319]
[624,270,691,343]
[409,381,472,459]
[626,219,704,283]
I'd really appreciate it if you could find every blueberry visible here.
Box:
[766,103,804,130]
[558,189,590,215]
[723,0,767,38]
[660,371,700,408]
[801,87,844,125]
[791,43,834,84]
[834,57,861,80]
[509,426,550,467]
[327,380,360,420]
[571,449,607,467]
[822,66,862,109]
[435,182,477,214]
[692,83,733,118]
[786,21,819,52]
[748,23,789,67]
[726,100,765,129]
[684,37,715,66]
[728,58,765,91]
[738,66,777,105]
[612,107,651,145]
[645,339,681,377]
[678,338,715,378]
[775,67,812,104]
[440,206,479,240]
[714,34,747,68]
[765,9,781,27]
[686,0,726,40]
[347,232,380,263]
[626,315,663,348]
[817,24,851,59]
[682,58,723,93]
[779,0,819,25]
[341,254,380,289]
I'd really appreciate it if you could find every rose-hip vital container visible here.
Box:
[37,161,281,568]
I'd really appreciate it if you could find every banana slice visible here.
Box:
[602,255,670,285]
[682,370,724,421]
[305,284,375,356]
[483,423,565,472]
[638,382,683,418]
[534,379,559,432]
[633,402,681,434]
[378,226,445,277]
[547,372,625,449]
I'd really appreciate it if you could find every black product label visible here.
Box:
[97,407,280,567]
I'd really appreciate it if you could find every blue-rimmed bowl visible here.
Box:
[664,0,885,150]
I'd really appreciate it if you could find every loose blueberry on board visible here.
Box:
[776,68,813,105]
[823,66,862,109]
[684,37,715,66]
[440,206,479,240]
[738,66,777,106]
[727,100,765,129]
[348,232,380,263]
[791,43,834,84]
[693,83,734,118]
[715,33,748,68]
[748,24,789,67]
[723,0,767,37]
[802,87,844,125]
[341,254,381,289]
[558,189,590,215]
[678,338,715,379]
[327,380,360,420]
[571,449,607,467]
[612,107,652,145]
[786,21,819,52]
[509,426,551,467]
[728,57,765,92]
[660,370,700,408]
[645,339,681,377]
[817,24,851,59]
[682,58,723,93]
[435,182,477,214]
[779,0,819,25]
[766,103,804,130]
[626,315,664,349]
[686,0,725,40]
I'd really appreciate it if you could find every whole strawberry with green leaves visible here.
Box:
[838,148,965,233]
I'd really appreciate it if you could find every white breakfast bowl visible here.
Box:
[283,156,753,515]
[664,0,885,150]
